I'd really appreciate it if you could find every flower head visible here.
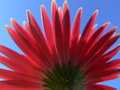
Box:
[0,1,120,90]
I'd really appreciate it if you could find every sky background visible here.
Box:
[0,0,120,89]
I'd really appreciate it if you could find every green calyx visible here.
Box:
[43,64,85,90]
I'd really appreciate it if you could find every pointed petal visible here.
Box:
[87,84,116,90]
[96,34,120,56]
[85,27,116,60]
[86,34,119,71]
[80,28,117,70]
[89,45,120,69]
[54,10,64,64]
[0,85,40,90]
[51,0,57,24]
[41,5,55,49]
[7,27,50,70]
[27,11,51,58]
[62,2,70,63]
[0,69,40,82]
[83,22,109,56]
[75,10,98,63]
[70,8,82,64]
[11,19,42,56]
[0,80,40,88]
[81,10,98,42]
[71,8,82,43]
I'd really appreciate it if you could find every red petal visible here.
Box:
[10,19,43,57]
[84,36,120,72]
[73,10,98,64]
[0,80,40,88]
[41,5,55,49]
[54,10,64,64]
[87,45,120,71]
[81,28,116,69]
[88,75,119,83]
[87,84,116,90]
[51,0,57,25]
[86,27,116,56]
[0,45,39,70]
[94,34,120,57]
[88,69,120,81]
[0,69,40,82]
[71,8,82,44]
[82,22,109,57]
[27,11,51,59]
[69,8,82,65]
[0,56,35,74]
[0,85,40,90]
[62,2,70,63]
[81,10,98,42]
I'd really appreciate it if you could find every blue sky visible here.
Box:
[0,0,120,89]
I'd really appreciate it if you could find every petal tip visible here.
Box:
[78,7,83,13]
[64,0,68,5]
[104,21,111,26]
[40,5,46,12]
[101,21,110,28]
[79,7,83,10]
[52,0,56,4]
[26,9,31,16]
[10,18,14,22]
[10,18,17,26]
[93,9,99,16]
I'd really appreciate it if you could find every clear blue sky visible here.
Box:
[0,0,120,89]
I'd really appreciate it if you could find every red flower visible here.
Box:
[0,1,120,90]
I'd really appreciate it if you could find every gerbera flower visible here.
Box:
[0,0,120,90]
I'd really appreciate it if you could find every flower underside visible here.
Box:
[43,64,85,90]
[0,0,119,90]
